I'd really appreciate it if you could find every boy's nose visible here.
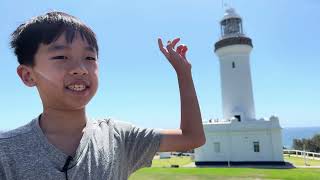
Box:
[69,62,88,76]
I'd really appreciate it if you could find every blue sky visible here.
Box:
[0,0,319,130]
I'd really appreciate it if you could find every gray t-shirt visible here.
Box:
[0,116,162,180]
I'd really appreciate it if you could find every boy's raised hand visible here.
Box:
[157,37,206,152]
[158,38,192,76]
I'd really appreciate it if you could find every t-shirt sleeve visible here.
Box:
[114,121,162,174]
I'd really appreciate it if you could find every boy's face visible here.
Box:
[19,32,99,110]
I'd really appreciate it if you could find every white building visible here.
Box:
[195,8,284,166]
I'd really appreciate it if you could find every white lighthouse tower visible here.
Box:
[195,8,284,166]
[215,8,255,122]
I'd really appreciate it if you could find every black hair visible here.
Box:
[10,11,99,67]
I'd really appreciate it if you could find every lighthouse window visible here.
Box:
[214,142,221,153]
[253,141,260,152]
[232,61,235,68]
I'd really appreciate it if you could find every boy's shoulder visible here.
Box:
[0,119,36,158]
[0,119,35,141]
[92,118,134,135]
[92,118,160,140]
[0,117,133,141]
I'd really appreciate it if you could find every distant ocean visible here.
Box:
[1,127,320,149]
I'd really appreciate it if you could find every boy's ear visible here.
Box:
[17,65,36,87]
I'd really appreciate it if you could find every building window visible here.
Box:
[253,141,260,152]
[232,61,235,68]
[235,115,241,122]
[214,142,221,153]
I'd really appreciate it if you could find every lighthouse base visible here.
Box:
[195,161,286,166]
[195,117,283,165]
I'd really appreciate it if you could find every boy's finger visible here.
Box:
[158,38,164,50]
[167,45,181,61]
[158,38,169,55]
[181,46,188,59]
[166,40,173,51]
[158,39,172,61]
[177,45,183,55]
[182,45,188,52]
[171,38,180,49]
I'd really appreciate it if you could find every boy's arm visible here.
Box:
[157,38,206,152]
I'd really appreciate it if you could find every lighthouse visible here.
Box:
[215,8,255,122]
[194,8,284,166]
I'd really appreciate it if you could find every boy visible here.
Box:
[0,11,205,180]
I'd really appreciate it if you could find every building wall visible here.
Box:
[195,123,283,162]
[271,129,284,161]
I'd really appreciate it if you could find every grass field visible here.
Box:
[151,157,192,167]
[129,155,320,180]
[129,167,320,180]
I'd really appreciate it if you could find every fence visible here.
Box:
[283,149,320,160]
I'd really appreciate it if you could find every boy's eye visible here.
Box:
[86,57,96,61]
[51,56,68,60]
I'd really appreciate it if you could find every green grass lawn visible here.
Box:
[129,156,320,180]
[151,157,192,167]
[129,167,320,180]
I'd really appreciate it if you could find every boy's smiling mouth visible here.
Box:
[67,84,87,91]
[65,80,91,93]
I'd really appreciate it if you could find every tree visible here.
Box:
[293,139,303,150]
[311,134,320,152]
[292,134,320,153]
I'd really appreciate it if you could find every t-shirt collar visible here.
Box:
[32,114,94,169]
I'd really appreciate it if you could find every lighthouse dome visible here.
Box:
[221,8,241,21]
